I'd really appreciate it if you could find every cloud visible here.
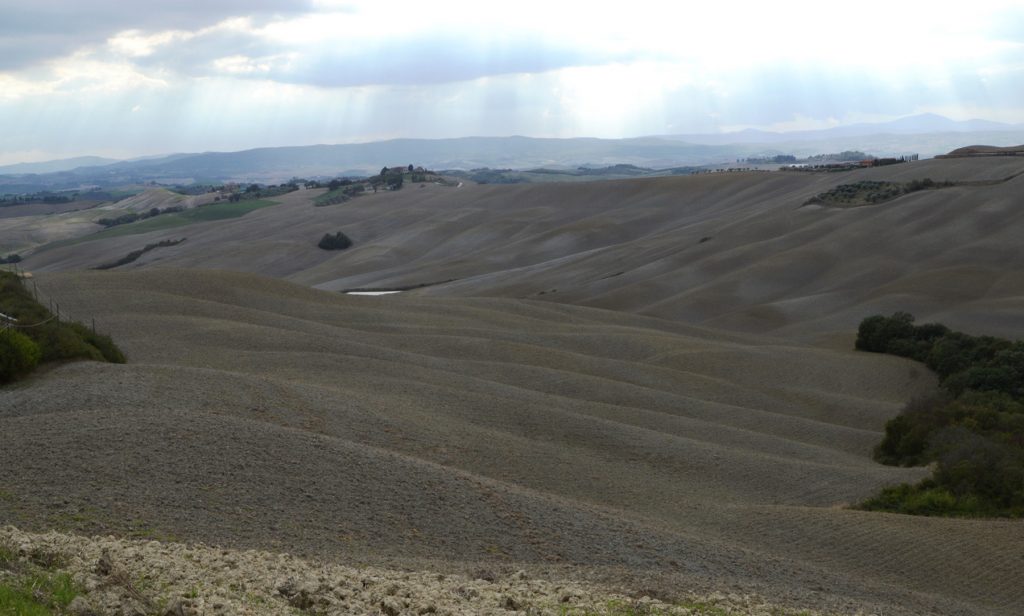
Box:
[0,1,634,89]
[0,0,313,70]
[95,17,629,88]
[987,6,1024,43]
[2,0,1024,164]
[252,35,626,87]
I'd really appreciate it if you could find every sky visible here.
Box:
[1,0,1022,164]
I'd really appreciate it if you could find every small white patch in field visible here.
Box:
[346,291,402,296]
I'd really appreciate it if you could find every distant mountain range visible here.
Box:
[657,113,1023,145]
[0,156,121,175]
[2,114,1022,194]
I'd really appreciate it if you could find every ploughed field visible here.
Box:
[4,156,1024,614]
[21,156,1024,343]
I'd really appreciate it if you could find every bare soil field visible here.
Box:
[20,157,1024,342]
[4,158,1024,614]
[2,269,1021,614]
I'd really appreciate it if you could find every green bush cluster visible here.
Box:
[806,178,956,207]
[855,312,1024,516]
[235,183,298,200]
[0,272,126,384]
[314,183,366,207]
[97,205,185,228]
[0,329,41,383]
[805,180,904,205]
[856,312,1024,395]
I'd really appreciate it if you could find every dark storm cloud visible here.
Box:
[0,0,317,70]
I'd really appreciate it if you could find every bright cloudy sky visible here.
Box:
[1,0,1022,163]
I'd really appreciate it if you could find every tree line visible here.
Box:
[856,312,1024,516]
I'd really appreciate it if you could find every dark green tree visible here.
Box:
[318,231,353,250]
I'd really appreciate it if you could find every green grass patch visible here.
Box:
[40,199,280,251]
[96,198,278,235]
[856,482,999,517]
[313,184,366,206]
[0,571,80,615]
[0,583,52,616]
[555,599,814,616]
[175,199,278,222]
[313,187,350,206]
[89,214,189,238]
[0,542,15,567]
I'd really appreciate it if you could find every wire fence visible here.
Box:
[1,262,106,336]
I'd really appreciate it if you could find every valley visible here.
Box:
[3,154,1024,614]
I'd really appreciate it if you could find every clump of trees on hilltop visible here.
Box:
[317,231,353,251]
[312,165,439,206]
[805,178,956,207]
[855,312,1024,517]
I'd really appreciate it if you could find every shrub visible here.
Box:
[69,322,126,363]
[858,313,1024,516]
[855,312,916,354]
[318,231,353,251]
[35,325,104,362]
[900,485,959,515]
[929,427,1024,508]
[0,272,127,384]
[0,329,42,383]
[874,395,951,466]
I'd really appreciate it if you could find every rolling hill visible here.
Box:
[21,155,1024,341]
[3,153,1024,614]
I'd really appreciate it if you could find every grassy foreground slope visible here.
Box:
[2,269,1022,615]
